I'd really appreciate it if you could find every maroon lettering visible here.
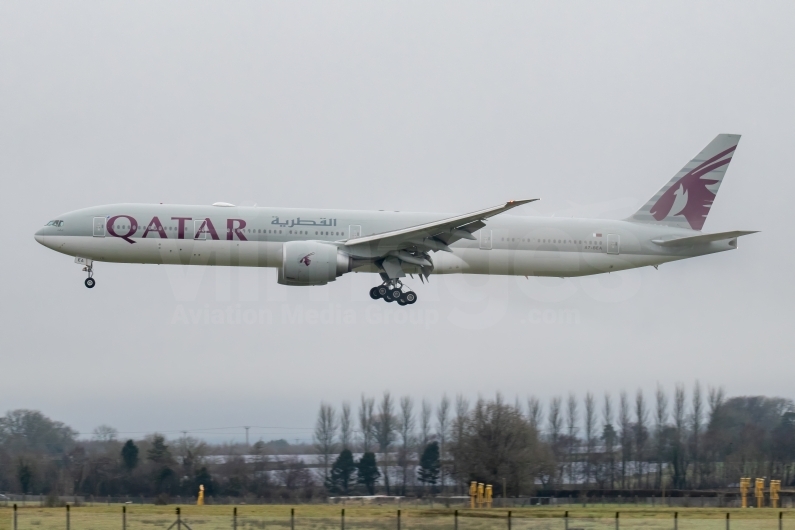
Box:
[195,218,220,240]
[107,215,137,244]
[227,219,247,241]
[172,217,192,239]
[143,216,168,239]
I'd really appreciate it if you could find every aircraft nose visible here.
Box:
[34,227,47,245]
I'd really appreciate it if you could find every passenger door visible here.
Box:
[479,229,493,250]
[349,225,362,239]
[92,217,105,237]
[607,234,620,254]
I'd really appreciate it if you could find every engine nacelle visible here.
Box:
[278,241,351,286]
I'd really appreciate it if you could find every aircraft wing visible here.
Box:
[652,230,758,247]
[343,200,536,280]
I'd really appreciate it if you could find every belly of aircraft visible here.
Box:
[42,236,672,277]
[437,248,672,277]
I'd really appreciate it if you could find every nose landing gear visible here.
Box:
[83,265,96,288]
[369,280,416,305]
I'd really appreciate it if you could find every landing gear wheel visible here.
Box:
[377,285,389,298]
[390,289,402,299]
[403,291,417,304]
[85,277,96,289]
[384,293,395,303]
[369,287,381,300]
[397,298,407,306]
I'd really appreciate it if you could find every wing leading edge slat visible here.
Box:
[344,199,537,257]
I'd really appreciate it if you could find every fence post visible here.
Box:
[396,509,400,530]
[340,508,344,530]
[780,512,783,530]
[674,511,678,530]
[615,511,619,530]
[123,506,127,530]
[234,507,237,530]
[13,504,17,530]
[454,510,458,530]
[291,508,295,530]
[726,512,729,530]
[508,510,512,530]
[66,504,70,530]
[564,510,568,530]
[176,507,181,530]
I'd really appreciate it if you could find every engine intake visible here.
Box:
[278,241,351,286]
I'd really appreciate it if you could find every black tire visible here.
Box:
[390,289,402,299]
[377,285,388,297]
[384,293,395,303]
[369,287,381,300]
[397,298,407,306]
[404,291,417,304]
[85,278,96,289]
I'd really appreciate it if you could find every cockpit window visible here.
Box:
[45,220,63,227]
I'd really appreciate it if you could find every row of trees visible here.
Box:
[0,410,317,500]
[1,384,793,500]
[312,384,795,496]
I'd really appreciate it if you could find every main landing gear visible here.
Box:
[369,280,417,305]
[83,264,96,288]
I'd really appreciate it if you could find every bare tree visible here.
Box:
[436,394,450,493]
[707,386,725,426]
[375,392,396,494]
[618,391,632,489]
[452,394,469,493]
[313,402,338,482]
[547,396,563,485]
[420,399,432,448]
[454,395,470,438]
[566,393,579,484]
[634,389,649,487]
[527,396,543,433]
[690,380,703,487]
[92,425,118,443]
[584,393,596,487]
[602,393,616,489]
[359,395,376,452]
[707,386,725,484]
[672,383,686,488]
[398,396,415,495]
[654,384,669,489]
[451,395,552,497]
[340,402,352,450]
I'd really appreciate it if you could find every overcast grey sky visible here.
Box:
[1,1,792,444]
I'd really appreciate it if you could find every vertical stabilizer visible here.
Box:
[628,134,740,231]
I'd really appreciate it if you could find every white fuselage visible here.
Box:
[34,203,736,279]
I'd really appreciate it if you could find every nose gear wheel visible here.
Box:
[83,265,96,288]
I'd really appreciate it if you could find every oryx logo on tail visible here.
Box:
[628,134,741,231]
[650,145,735,230]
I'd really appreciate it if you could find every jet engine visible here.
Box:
[278,241,352,286]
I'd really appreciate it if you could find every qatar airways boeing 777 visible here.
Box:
[35,135,756,305]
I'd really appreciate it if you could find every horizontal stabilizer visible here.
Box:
[652,230,758,247]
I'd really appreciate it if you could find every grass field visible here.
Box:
[1,504,793,530]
